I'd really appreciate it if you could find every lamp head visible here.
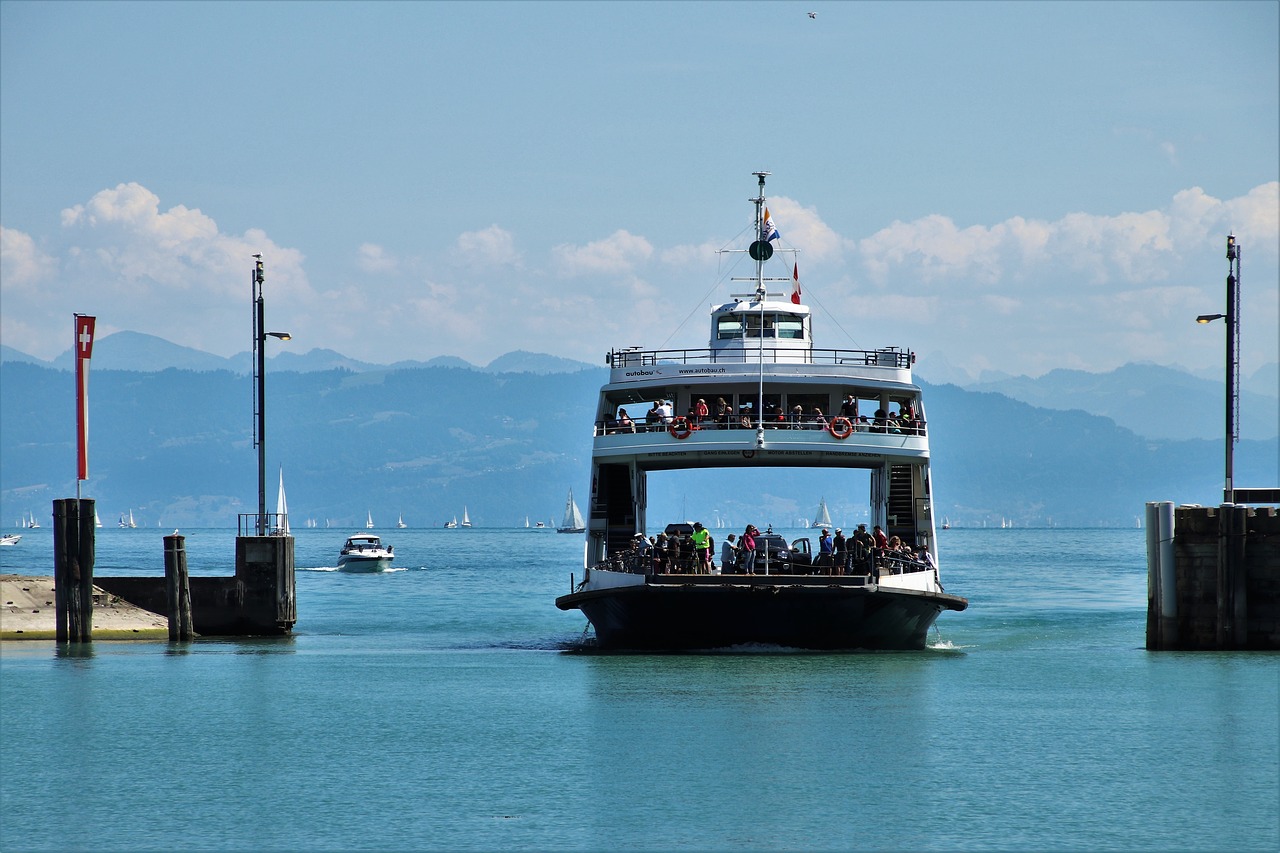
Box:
[1196,314,1225,324]
[267,331,292,341]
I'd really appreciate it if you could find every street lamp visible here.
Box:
[252,255,291,534]
[1195,234,1240,504]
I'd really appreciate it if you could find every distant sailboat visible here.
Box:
[460,507,472,528]
[525,516,530,528]
[119,510,136,529]
[557,488,585,533]
[94,508,102,528]
[444,517,457,529]
[397,513,407,529]
[26,511,41,529]
[813,498,832,529]
[366,511,375,529]
[942,516,951,530]
[273,467,290,535]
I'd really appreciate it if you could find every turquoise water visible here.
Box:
[2,527,1277,851]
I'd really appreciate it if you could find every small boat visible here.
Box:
[535,521,546,529]
[337,534,394,572]
[443,517,458,529]
[94,509,102,528]
[25,511,41,529]
[366,511,375,529]
[942,517,951,530]
[397,513,407,529]
[0,534,20,546]
[118,510,136,529]
[460,507,472,528]
[557,488,585,533]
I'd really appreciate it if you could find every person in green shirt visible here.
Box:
[691,522,711,574]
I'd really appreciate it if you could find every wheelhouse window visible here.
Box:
[716,316,744,340]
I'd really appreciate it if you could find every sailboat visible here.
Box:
[118,510,136,529]
[942,516,951,530]
[557,488,585,533]
[460,507,472,528]
[94,508,102,528]
[366,511,375,529]
[273,467,290,535]
[397,513,407,529]
[813,498,832,529]
[26,511,41,529]
[444,517,457,529]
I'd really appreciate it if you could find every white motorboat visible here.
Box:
[0,534,20,546]
[337,534,394,572]
[557,488,585,533]
[556,172,967,650]
[443,517,458,529]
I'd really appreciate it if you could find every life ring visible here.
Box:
[829,416,853,439]
[669,416,693,440]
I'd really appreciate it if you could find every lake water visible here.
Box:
[2,526,1277,851]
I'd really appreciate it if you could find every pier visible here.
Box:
[1147,501,1280,650]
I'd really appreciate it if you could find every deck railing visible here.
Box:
[607,346,914,369]
[595,418,926,438]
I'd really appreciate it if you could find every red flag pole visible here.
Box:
[74,315,96,497]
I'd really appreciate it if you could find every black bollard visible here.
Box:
[53,499,96,643]
[164,534,194,641]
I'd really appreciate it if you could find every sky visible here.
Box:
[2,0,1277,382]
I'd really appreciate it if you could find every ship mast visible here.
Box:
[751,171,769,447]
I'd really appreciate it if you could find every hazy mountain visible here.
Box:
[2,361,1274,530]
[966,362,1279,441]
[484,350,599,374]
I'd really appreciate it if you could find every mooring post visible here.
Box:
[1145,501,1177,650]
[53,499,95,643]
[164,534,194,641]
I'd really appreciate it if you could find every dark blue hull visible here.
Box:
[557,577,968,651]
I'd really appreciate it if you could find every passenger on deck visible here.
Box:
[720,533,738,574]
[839,395,858,419]
[693,398,709,427]
[790,404,805,429]
[714,397,732,429]
[832,529,846,576]
[741,525,758,574]
[817,528,833,573]
[654,533,669,572]
[811,407,828,430]
[691,522,711,574]
[738,401,754,429]
[646,401,663,432]
[852,524,874,575]
[616,408,636,433]
[658,399,674,426]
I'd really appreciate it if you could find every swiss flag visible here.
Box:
[791,263,801,305]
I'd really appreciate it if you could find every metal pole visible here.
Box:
[1224,235,1239,504]
[255,257,266,534]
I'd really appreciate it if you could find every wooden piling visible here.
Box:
[164,534,194,641]
[53,499,96,643]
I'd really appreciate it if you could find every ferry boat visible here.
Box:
[555,172,968,650]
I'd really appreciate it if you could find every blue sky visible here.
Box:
[2,0,1277,381]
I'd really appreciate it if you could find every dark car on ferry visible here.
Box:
[731,533,813,573]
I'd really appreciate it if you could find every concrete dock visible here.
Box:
[1,575,169,640]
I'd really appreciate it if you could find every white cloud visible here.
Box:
[357,243,397,274]
[0,226,58,289]
[552,229,652,277]
[454,225,521,268]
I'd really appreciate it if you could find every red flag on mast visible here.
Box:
[791,263,802,305]
[75,315,96,481]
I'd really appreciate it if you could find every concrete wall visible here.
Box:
[1148,504,1280,650]
[97,535,295,637]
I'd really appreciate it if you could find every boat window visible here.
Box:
[743,314,776,338]
[760,393,784,426]
[775,314,805,339]
[716,316,744,340]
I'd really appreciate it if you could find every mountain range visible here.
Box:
[1,332,1275,530]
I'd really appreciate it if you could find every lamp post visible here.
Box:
[1196,234,1240,504]
[252,255,291,534]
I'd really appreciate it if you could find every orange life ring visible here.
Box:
[669,416,693,440]
[829,416,853,439]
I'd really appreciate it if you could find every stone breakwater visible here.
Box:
[1,575,168,640]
